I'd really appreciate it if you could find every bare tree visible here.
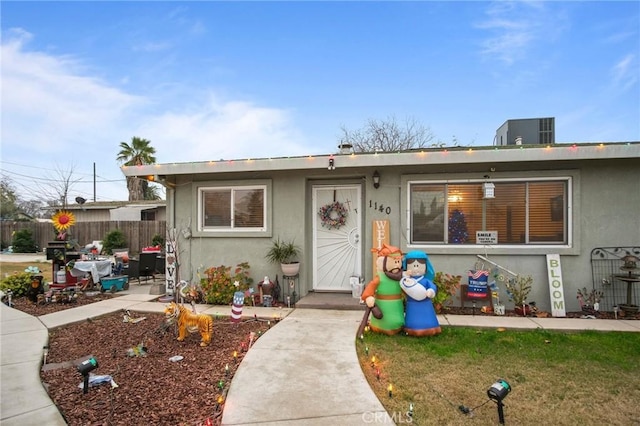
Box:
[31,163,81,209]
[339,116,436,152]
[18,199,46,218]
[0,175,20,219]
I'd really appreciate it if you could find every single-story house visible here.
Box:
[122,141,640,314]
[58,200,167,222]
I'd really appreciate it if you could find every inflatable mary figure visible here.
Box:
[400,250,441,336]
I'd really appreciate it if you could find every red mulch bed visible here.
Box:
[443,305,640,320]
[39,310,271,425]
[9,291,115,316]
[5,292,271,425]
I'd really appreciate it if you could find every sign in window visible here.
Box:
[476,231,498,245]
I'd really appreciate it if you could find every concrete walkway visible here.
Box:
[221,309,390,425]
[1,294,639,426]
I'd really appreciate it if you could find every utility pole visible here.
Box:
[93,162,96,202]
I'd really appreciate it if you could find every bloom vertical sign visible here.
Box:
[546,254,566,317]
[372,220,389,277]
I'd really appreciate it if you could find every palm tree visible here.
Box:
[117,137,157,201]
[144,184,162,201]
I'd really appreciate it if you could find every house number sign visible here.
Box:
[369,200,391,215]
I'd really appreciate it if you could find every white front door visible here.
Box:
[312,184,362,291]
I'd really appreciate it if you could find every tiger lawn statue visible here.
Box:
[164,302,214,347]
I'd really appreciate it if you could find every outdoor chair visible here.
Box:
[125,258,139,281]
[112,248,129,259]
[136,252,157,284]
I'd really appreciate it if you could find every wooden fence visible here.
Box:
[1,221,167,255]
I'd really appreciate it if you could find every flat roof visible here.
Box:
[121,141,640,178]
[52,200,166,210]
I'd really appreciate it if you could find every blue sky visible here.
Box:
[2,1,639,203]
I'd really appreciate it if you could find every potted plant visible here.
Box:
[505,275,533,316]
[432,272,462,313]
[265,238,301,276]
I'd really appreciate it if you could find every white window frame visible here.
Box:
[197,184,268,234]
[405,176,573,250]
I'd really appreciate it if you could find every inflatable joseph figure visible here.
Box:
[361,244,404,335]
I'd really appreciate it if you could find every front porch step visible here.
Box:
[296,292,366,311]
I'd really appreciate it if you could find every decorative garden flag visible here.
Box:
[467,269,490,298]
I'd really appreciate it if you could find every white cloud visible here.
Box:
[603,30,636,45]
[1,28,144,155]
[476,1,567,66]
[136,95,307,163]
[611,53,638,91]
[190,20,207,36]
[132,41,173,53]
[1,27,308,202]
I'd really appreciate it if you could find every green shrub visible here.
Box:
[11,229,37,253]
[200,262,253,305]
[151,234,165,248]
[0,272,33,298]
[433,272,462,312]
[102,230,127,255]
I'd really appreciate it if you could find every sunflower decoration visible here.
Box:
[52,210,76,233]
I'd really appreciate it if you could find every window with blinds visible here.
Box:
[409,179,568,245]
[200,186,266,230]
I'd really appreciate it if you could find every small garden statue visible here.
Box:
[164,302,213,347]
[361,243,404,335]
[400,250,441,336]
[24,266,44,303]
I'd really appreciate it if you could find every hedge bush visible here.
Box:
[102,230,127,255]
[11,229,38,253]
[0,272,33,298]
[151,234,165,248]
[200,262,253,305]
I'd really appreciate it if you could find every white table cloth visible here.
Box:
[70,260,112,284]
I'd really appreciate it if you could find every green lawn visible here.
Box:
[358,327,640,425]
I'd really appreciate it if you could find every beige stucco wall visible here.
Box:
[167,157,639,313]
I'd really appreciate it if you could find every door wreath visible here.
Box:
[318,201,348,229]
